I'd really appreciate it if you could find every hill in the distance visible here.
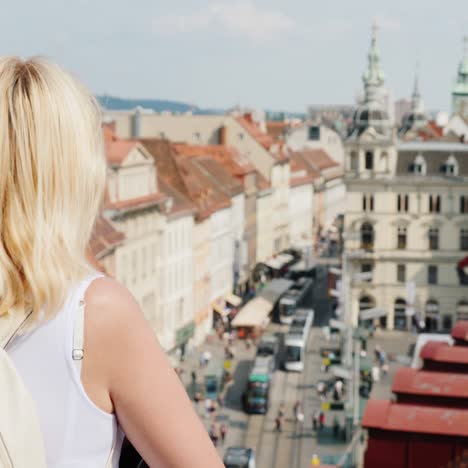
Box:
[97,95,306,120]
[97,95,223,115]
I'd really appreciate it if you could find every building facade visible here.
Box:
[344,27,468,331]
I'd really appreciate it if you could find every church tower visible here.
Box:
[346,22,396,177]
[452,37,468,117]
[399,69,427,138]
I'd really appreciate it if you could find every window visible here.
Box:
[397,264,406,283]
[425,299,440,332]
[441,155,458,176]
[461,228,468,251]
[360,222,374,250]
[350,151,358,171]
[398,194,410,212]
[442,315,453,332]
[428,228,439,250]
[308,126,320,140]
[428,265,438,285]
[460,196,468,214]
[410,155,426,175]
[362,194,374,212]
[394,298,407,330]
[429,195,441,213]
[365,151,374,170]
[361,263,372,282]
[397,226,407,249]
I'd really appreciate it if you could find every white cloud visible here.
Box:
[153,1,294,42]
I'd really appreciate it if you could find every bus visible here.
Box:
[284,308,314,372]
[243,355,275,414]
[278,278,313,324]
[204,359,225,400]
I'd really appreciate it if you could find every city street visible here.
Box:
[179,266,416,467]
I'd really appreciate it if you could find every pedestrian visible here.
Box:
[332,416,339,438]
[310,454,321,466]
[204,398,212,419]
[294,400,303,423]
[312,410,320,431]
[220,424,227,445]
[319,411,325,430]
[217,392,224,409]
[275,415,282,433]
[191,370,197,385]
[371,365,380,383]
[279,402,286,419]
[202,350,212,367]
[316,381,326,400]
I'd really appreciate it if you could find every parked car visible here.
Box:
[224,447,256,468]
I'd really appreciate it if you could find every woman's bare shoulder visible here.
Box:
[83,277,147,344]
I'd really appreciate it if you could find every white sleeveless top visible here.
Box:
[7,274,124,468]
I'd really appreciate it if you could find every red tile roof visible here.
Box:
[236,114,275,150]
[266,121,289,142]
[362,400,468,437]
[106,191,168,212]
[86,214,126,273]
[420,341,468,364]
[452,321,468,343]
[392,368,468,399]
[140,139,231,221]
[289,151,321,187]
[172,143,255,177]
[236,114,289,163]
[157,177,195,219]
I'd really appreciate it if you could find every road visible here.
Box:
[178,265,415,467]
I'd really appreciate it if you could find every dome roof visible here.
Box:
[353,103,389,129]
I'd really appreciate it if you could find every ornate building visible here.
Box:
[344,27,468,331]
[452,37,468,118]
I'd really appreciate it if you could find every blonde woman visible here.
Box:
[1,57,223,467]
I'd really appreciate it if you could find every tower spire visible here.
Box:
[411,62,424,114]
[363,19,385,105]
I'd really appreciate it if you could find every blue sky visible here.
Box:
[1,0,467,112]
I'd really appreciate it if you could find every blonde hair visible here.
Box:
[0,57,106,324]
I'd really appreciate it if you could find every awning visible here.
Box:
[265,257,284,270]
[231,296,272,328]
[212,302,230,318]
[225,292,242,307]
[264,253,294,270]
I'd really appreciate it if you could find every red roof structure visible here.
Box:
[362,400,468,437]
[392,367,468,407]
[420,341,468,373]
[451,320,468,344]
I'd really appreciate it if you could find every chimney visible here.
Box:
[244,112,253,124]
[219,125,227,145]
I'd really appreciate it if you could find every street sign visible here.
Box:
[359,307,387,321]
[330,366,352,380]
[329,288,341,298]
[329,319,347,331]
[321,401,345,411]
[329,267,342,276]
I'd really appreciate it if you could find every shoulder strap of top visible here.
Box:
[72,273,105,363]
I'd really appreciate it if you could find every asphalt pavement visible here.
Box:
[178,264,416,467]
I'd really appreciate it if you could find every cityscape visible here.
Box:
[11,2,466,467]
[88,21,468,468]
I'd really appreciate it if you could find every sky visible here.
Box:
[1,0,467,112]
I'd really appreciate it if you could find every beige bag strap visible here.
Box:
[0,309,32,350]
